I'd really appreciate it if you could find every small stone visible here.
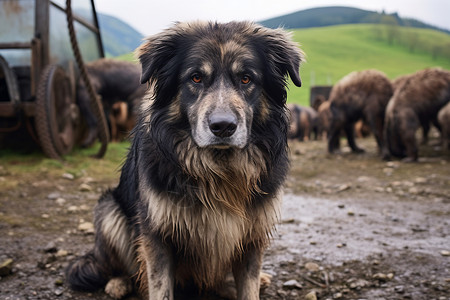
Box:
[55,278,64,286]
[41,214,50,219]
[336,243,346,248]
[0,258,14,276]
[67,206,79,213]
[54,288,64,296]
[414,177,427,184]
[304,290,317,300]
[386,161,399,168]
[333,292,343,299]
[44,241,58,253]
[394,285,404,293]
[356,176,370,183]
[337,184,351,192]
[408,187,420,195]
[56,249,68,257]
[79,183,92,192]
[373,273,391,281]
[309,241,317,245]
[347,211,355,216]
[47,192,61,200]
[282,279,302,289]
[304,262,320,272]
[55,198,66,205]
[348,278,369,289]
[79,204,91,211]
[374,187,384,193]
[402,181,414,187]
[440,250,450,256]
[78,222,94,234]
[62,173,74,180]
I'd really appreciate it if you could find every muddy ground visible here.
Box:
[0,133,449,300]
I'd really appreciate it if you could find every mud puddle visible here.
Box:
[261,194,449,299]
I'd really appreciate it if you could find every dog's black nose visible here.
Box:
[208,112,237,138]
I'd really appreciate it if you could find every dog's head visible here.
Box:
[136,21,304,149]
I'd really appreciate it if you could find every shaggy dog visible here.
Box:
[77,58,146,147]
[384,68,450,161]
[327,69,393,154]
[66,21,304,300]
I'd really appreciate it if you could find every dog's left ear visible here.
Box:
[258,28,305,87]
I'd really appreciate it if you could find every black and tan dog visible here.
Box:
[66,21,304,299]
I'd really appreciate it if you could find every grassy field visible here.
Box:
[287,24,450,105]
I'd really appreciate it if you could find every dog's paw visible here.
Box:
[104,277,132,299]
[259,272,272,289]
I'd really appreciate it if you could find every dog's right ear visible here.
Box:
[135,31,179,85]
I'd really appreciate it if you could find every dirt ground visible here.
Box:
[0,133,449,300]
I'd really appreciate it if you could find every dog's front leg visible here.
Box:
[140,233,174,300]
[232,245,263,300]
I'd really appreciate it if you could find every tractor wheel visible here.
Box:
[35,65,79,159]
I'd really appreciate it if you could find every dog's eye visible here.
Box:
[241,75,251,85]
[191,74,202,84]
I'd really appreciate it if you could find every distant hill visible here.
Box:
[97,13,144,57]
[260,6,450,34]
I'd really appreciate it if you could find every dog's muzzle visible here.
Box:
[208,112,238,138]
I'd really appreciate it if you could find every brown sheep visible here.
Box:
[288,103,318,141]
[314,96,371,143]
[438,102,450,151]
[383,68,450,161]
[316,99,331,140]
[327,70,393,154]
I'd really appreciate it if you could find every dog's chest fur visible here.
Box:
[140,185,281,287]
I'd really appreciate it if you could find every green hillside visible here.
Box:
[286,24,450,106]
[260,6,450,34]
[98,13,144,57]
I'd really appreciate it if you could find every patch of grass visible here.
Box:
[0,141,130,181]
[286,24,450,106]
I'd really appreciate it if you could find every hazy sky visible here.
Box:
[94,0,450,36]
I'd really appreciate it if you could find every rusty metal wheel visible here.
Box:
[35,65,79,159]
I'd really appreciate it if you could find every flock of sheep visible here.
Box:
[288,68,450,162]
